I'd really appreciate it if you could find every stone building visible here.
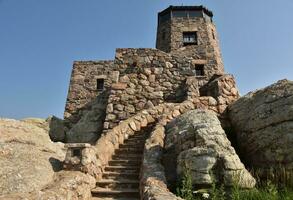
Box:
[64,5,239,143]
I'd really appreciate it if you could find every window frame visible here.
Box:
[183,31,198,46]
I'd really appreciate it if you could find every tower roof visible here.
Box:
[158,5,213,18]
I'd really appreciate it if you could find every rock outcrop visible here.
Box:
[0,171,95,200]
[0,118,65,195]
[66,97,107,144]
[47,115,66,142]
[228,79,293,172]
[164,110,255,188]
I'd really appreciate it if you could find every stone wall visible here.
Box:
[103,48,235,130]
[64,49,236,139]
[64,60,116,129]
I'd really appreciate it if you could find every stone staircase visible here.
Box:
[92,126,153,200]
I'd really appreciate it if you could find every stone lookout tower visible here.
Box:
[64,5,239,143]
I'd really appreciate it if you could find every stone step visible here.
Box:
[108,159,141,166]
[91,188,139,198]
[105,165,140,173]
[102,172,139,180]
[115,148,143,154]
[119,144,144,149]
[123,141,145,145]
[112,154,142,160]
[128,134,145,138]
[96,179,139,189]
[126,138,145,142]
[125,136,145,140]
[126,137,146,141]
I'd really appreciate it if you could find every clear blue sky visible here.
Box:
[1,0,293,119]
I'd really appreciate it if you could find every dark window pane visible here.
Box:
[189,11,203,18]
[72,149,81,157]
[97,79,104,91]
[173,11,187,18]
[194,65,205,76]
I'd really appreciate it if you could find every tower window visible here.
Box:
[173,11,187,18]
[189,11,203,18]
[97,78,105,91]
[183,32,197,45]
[194,65,205,76]
[72,148,81,157]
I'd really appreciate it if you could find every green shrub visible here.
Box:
[210,182,225,200]
[176,168,194,200]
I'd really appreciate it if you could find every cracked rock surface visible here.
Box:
[228,79,293,171]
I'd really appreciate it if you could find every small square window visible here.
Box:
[72,149,81,157]
[194,65,205,76]
[97,79,104,91]
[183,32,197,46]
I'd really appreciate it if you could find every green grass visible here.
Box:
[176,168,293,200]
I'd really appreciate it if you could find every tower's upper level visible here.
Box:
[156,5,224,74]
[156,6,215,52]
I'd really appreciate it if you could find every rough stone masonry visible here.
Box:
[64,5,239,143]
